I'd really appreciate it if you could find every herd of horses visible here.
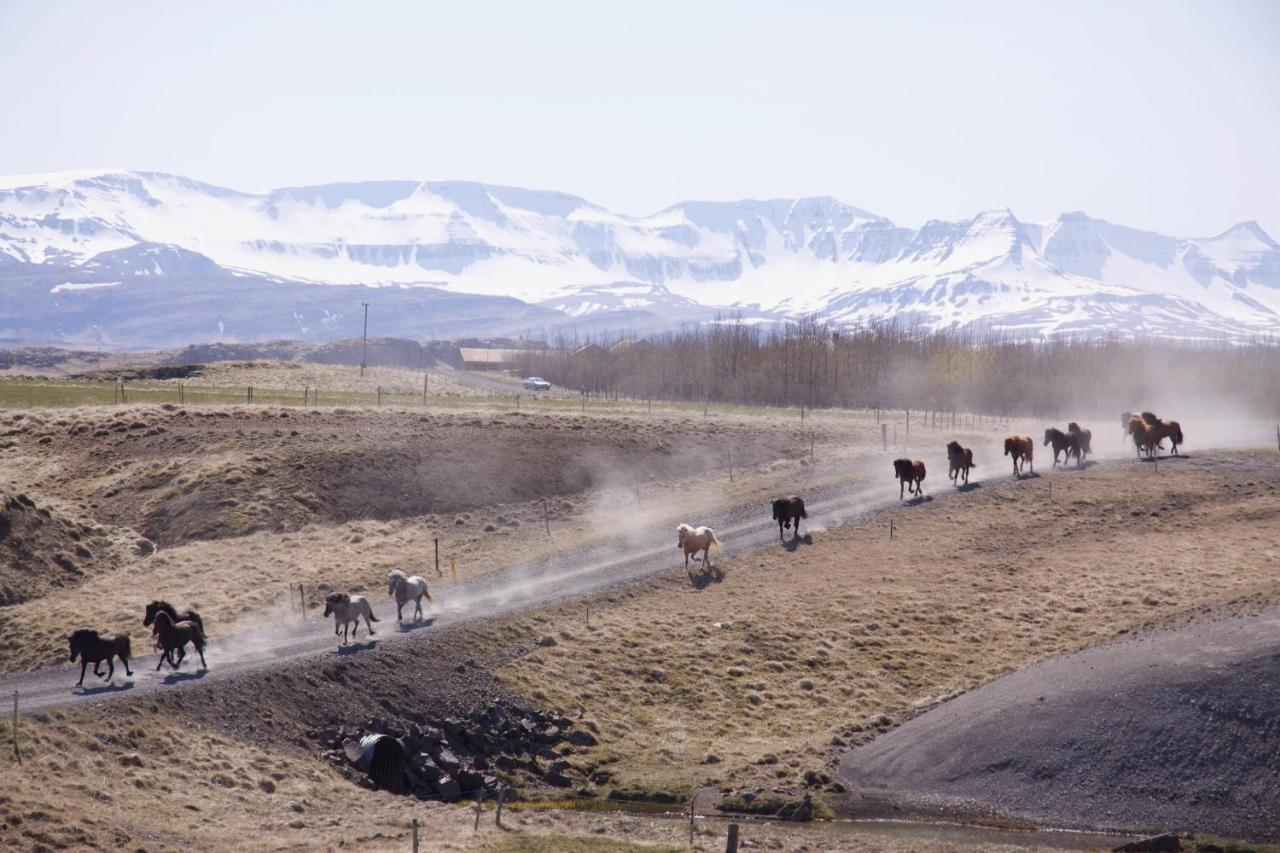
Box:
[66,409,1184,686]
[66,570,436,686]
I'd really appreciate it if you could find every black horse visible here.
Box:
[68,628,133,687]
[771,496,807,540]
[151,610,208,671]
[1043,428,1073,467]
[144,600,205,637]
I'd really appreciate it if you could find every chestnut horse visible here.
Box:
[1004,436,1034,476]
[946,441,975,485]
[1067,422,1092,464]
[893,458,926,499]
[1142,412,1183,456]
[1127,415,1160,459]
[771,496,807,540]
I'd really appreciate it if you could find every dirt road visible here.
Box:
[0,469,915,713]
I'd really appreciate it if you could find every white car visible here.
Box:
[522,376,552,391]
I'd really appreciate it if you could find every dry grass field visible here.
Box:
[0,385,1277,851]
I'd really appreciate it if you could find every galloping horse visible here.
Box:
[324,592,379,644]
[1127,415,1160,459]
[893,458,926,499]
[1043,428,1073,467]
[150,610,207,671]
[68,628,133,687]
[144,600,205,637]
[946,441,975,485]
[676,523,722,574]
[1004,436,1034,476]
[1142,412,1184,456]
[771,496,807,540]
[387,569,432,622]
[1067,422,1092,464]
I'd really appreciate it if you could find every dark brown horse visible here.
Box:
[151,610,207,671]
[1067,422,1092,464]
[1004,436,1034,476]
[68,628,133,687]
[946,441,975,485]
[893,458,926,499]
[1043,428,1073,466]
[1142,412,1183,456]
[144,600,205,637]
[771,496,807,540]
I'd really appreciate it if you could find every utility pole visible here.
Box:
[360,301,370,378]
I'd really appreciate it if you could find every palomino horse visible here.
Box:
[1142,412,1183,456]
[893,458,926,499]
[1004,436,1034,476]
[324,592,379,644]
[150,610,207,671]
[387,569,432,622]
[946,441,975,485]
[676,523,722,574]
[771,496,807,540]
[68,628,133,687]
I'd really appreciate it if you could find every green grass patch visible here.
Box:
[716,793,834,821]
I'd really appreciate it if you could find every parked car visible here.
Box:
[522,376,552,391]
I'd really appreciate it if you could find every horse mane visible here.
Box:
[946,440,962,453]
[1067,422,1080,433]
[1141,411,1162,426]
[69,627,98,642]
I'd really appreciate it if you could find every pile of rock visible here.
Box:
[315,701,598,802]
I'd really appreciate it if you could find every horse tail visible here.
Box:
[366,604,380,622]
[423,588,434,603]
[798,502,808,519]
[191,612,206,637]
[191,626,206,653]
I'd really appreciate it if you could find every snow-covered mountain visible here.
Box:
[1,170,1277,347]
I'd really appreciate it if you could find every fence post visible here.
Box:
[543,499,551,538]
[889,519,895,540]
[726,823,740,853]
[905,409,910,441]
[728,448,733,482]
[496,788,508,827]
[434,538,441,577]
[298,584,306,621]
[411,817,419,853]
[688,792,697,846]
[451,557,457,582]
[881,423,887,451]
[473,788,484,832]
[11,690,18,764]
[810,432,815,463]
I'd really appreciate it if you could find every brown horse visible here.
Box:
[945,441,975,485]
[771,496,807,540]
[1004,436,1034,476]
[1043,428,1072,467]
[1127,415,1160,459]
[68,628,133,687]
[1067,422,1092,464]
[893,458,926,499]
[151,610,208,671]
[1142,412,1183,456]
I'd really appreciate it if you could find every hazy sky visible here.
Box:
[2,1,1277,236]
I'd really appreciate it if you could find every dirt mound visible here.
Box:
[839,607,1280,841]
[0,492,132,605]
[23,408,787,547]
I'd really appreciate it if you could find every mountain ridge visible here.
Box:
[1,170,1277,347]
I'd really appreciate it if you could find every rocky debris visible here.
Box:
[1113,835,1182,853]
[314,700,592,802]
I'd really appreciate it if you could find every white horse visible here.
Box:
[676,523,722,574]
[323,592,379,644]
[387,569,432,622]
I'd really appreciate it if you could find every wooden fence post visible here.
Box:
[905,409,910,441]
[298,584,306,621]
[688,792,697,846]
[434,538,441,577]
[495,787,506,827]
[889,519,895,540]
[11,690,19,764]
[881,423,887,451]
[411,818,419,853]
[543,499,551,538]
[451,557,457,583]
[727,448,733,482]
[726,823,740,853]
[423,374,428,406]
[473,788,484,832]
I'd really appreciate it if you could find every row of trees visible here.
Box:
[514,319,1280,418]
